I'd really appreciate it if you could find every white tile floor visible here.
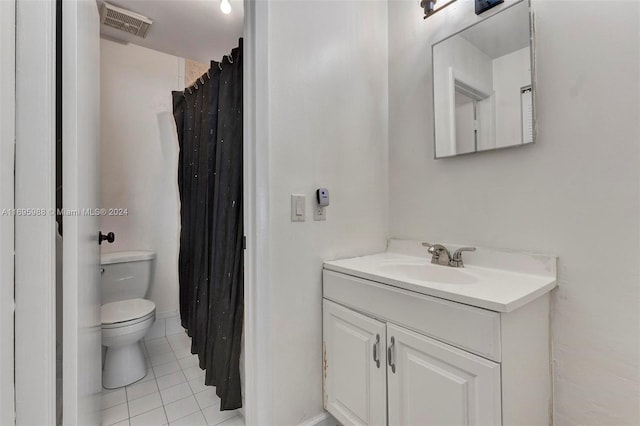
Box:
[102,333,244,426]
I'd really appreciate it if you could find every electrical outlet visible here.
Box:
[313,205,326,221]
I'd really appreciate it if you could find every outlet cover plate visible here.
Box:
[313,205,326,221]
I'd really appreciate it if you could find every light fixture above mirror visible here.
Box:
[420,0,457,19]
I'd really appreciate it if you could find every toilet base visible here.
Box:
[102,341,147,389]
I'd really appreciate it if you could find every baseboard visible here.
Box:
[145,311,184,341]
[298,412,340,426]
[156,309,179,320]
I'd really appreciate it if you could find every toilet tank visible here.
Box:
[101,251,156,304]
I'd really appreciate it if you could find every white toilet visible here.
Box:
[101,250,156,389]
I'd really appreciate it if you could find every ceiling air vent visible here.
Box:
[100,2,152,39]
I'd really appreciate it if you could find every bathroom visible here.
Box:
[1,0,639,425]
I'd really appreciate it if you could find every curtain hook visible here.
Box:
[207,70,211,79]
[187,87,192,95]
[194,81,199,90]
[218,62,223,71]
[227,54,234,64]
[199,76,205,85]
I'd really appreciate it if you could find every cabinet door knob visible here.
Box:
[373,334,380,368]
[388,336,396,373]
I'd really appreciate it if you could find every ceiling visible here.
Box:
[97,0,244,64]
[460,1,530,59]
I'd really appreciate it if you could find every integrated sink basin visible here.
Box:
[376,262,478,285]
[323,240,558,312]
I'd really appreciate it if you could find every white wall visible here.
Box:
[266,1,389,423]
[388,0,640,424]
[100,39,184,315]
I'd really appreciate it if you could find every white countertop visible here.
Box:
[323,240,558,312]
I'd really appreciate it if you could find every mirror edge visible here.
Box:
[431,0,536,160]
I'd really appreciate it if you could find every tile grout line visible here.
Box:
[167,331,200,425]
[158,373,171,425]
[169,335,237,426]
[122,340,164,424]
[146,338,170,426]
[156,336,179,425]
[122,333,235,426]
[170,331,222,425]
[124,385,131,425]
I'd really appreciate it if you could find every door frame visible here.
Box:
[12,0,274,424]
[0,0,16,424]
[242,0,273,423]
[14,0,58,424]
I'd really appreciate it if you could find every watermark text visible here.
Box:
[1,208,129,217]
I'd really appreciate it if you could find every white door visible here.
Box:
[454,92,476,155]
[323,300,387,426]
[62,0,102,424]
[387,323,501,426]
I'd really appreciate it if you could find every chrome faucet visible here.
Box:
[422,242,476,268]
[422,242,453,266]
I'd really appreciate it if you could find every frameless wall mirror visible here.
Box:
[432,0,534,158]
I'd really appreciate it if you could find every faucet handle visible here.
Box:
[423,243,452,266]
[421,242,434,253]
[451,247,476,267]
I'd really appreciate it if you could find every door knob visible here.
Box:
[98,231,115,245]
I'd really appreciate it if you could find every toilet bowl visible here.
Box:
[102,298,156,389]
[101,251,156,389]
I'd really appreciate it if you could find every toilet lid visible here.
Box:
[102,298,156,325]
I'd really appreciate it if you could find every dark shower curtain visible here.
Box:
[172,40,243,411]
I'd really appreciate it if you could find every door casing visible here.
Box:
[14,0,58,424]
[0,0,16,424]
[12,0,274,424]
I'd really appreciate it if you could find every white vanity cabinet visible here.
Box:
[323,300,387,426]
[386,323,501,426]
[323,267,553,426]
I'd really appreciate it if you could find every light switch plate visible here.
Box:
[291,194,306,222]
[313,205,326,221]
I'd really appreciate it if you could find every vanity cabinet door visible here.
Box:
[323,300,387,426]
[387,323,501,426]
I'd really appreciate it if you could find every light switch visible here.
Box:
[291,194,306,222]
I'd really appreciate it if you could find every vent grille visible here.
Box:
[100,2,152,38]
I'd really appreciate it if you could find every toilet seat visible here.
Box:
[102,298,156,329]
[102,310,155,329]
